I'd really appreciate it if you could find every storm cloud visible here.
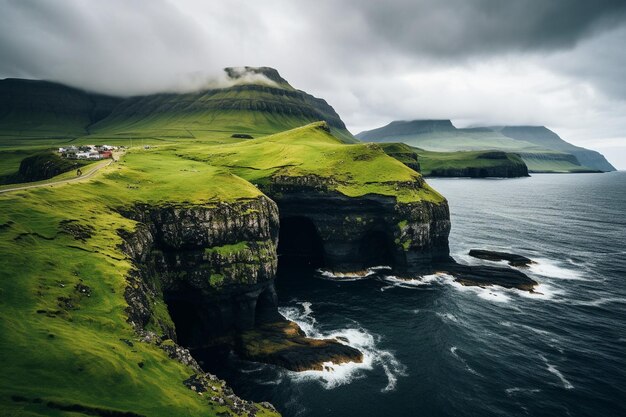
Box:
[1,0,625,167]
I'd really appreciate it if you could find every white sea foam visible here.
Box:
[529,258,586,280]
[541,356,574,389]
[448,279,513,303]
[279,302,406,391]
[317,266,391,281]
[505,387,541,396]
[381,272,516,303]
[449,346,481,376]
[436,312,460,323]
[380,273,453,288]
[256,378,283,386]
[517,283,560,301]
[377,265,572,305]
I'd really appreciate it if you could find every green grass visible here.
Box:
[413,148,526,175]
[173,122,445,204]
[0,148,275,416]
[0,121,446,416]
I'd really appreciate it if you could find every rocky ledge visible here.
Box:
[237,318,363,372]
[437,261,538,292]
[468,249,534,267]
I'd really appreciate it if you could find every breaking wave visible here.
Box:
[279,301,406,391]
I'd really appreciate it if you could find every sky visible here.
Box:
[1,0,626,168]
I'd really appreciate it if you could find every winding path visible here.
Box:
[0,153,122,194]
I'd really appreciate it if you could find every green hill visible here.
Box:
[356,120,613,173]
[0,67,357,146]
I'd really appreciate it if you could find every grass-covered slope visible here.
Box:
[89,84,355,143]
[174,122,445,204]
[357,120,611,173]
[0,149,280,417]
[0,67,356,148]
[0,122,442,416]
[379,143,528,177]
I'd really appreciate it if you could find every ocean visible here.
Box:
[210,172,626,417]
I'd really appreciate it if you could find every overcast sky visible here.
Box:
[1,0,626,168]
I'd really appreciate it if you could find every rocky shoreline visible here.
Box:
[118,182,450,375]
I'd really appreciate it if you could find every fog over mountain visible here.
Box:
[1,0,625,167]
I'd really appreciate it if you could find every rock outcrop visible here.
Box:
[437,261,538,291]
[426,151,529,178]
[237,319,363,372]
[119,196,280,347]
[262,178,450,273]
[118,194,374,372]
[469,249,534,267]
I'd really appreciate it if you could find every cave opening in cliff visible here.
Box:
[163,282,215,350]
[359,230,395,268]
[277,216,325,268]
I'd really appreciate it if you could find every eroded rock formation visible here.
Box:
[118,194,370,372]
[263,176,451,273]
[119,196,280,347]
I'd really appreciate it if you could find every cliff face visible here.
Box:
[119,196,280,349]
[118,193,366,371]
[114,123,452,372]
[263,176,450,273]
[426,162,529,177]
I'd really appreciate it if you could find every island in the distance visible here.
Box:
[357,119,615,175]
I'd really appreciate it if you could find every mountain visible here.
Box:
[357,120,456,140]
[0,67,356,143]
[357,120,614,173]
[496,126,616,172]
[357,120,545,151]
[0,78,121,138]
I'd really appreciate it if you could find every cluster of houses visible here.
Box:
[58,145,119,160]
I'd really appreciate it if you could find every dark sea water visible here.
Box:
[215,172,626,417]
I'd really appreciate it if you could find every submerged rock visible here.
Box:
[468,249,534,267]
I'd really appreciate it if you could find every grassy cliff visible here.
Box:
[378,143,528,178]
[0,148,281,416]
[0,121,443,416]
